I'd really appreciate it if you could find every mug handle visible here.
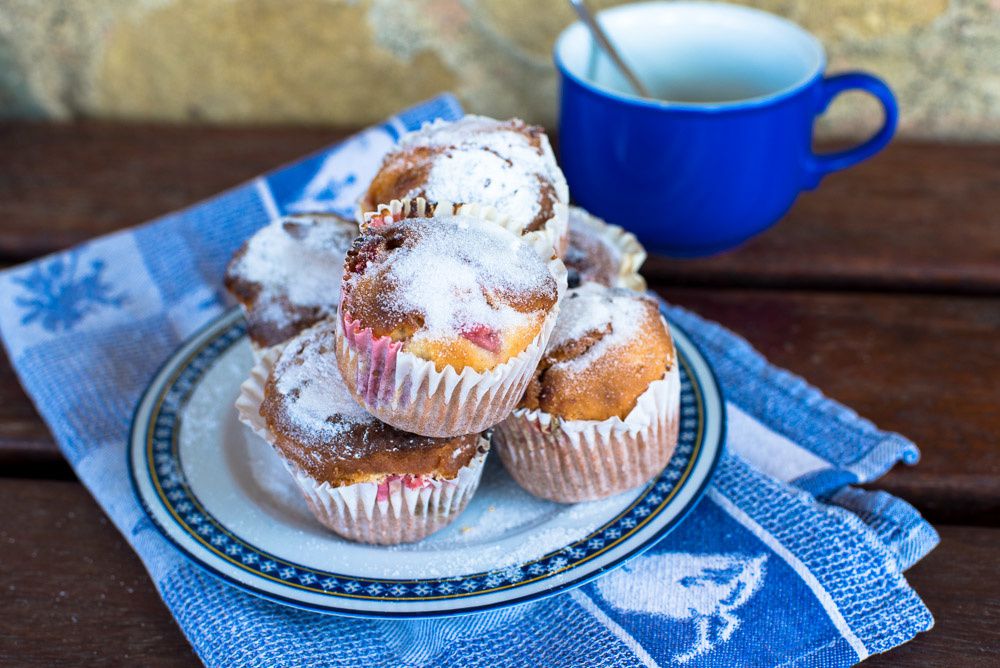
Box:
[804,72,898,187]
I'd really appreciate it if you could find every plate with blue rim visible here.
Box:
[129,305,725,618]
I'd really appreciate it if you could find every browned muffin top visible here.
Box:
[260,323,482,487]
[361,116,567,235]
[564,217,620,289]
[341,215,559,371]
[520,283,674,421]
[225,213,357,349]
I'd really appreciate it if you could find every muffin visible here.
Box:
[493,283,680,503]
[359,115,569,258]
[225,213,357,357]
[236,322,489,545]
[564,206,646,291]
[337,209,566,438]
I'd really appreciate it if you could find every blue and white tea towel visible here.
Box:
[0,95,936,667]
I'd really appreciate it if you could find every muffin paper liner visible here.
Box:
[540,201,569,261]
[235,349,489,545]
[288,453,487,545]
[569,205,647,291]
[247,338,278,364]
[493,343,681,503]
[363,197,567,260]
[336,251,567,438]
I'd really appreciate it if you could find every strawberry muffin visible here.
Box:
[225,213,357,357]
[360,116,569,258]
[493,282,680,502]
[337,210,565,438]
[237,322,489,545]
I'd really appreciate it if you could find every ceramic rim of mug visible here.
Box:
[554,0,827,112]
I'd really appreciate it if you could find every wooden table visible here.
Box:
[1,124,998,666]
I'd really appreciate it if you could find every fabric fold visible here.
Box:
[0,95,936,668]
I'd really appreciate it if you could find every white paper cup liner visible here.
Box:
[235,349,489,544]
[248,339,277,364]
[288,450,487,545]
[235,346,283,442]
[336,253,567,438]
[569,205,647,291]
[493,355,680,503]
[534,201,568,261]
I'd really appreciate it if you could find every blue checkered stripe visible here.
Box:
[0,95,938,668]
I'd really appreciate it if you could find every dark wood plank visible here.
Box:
[1,125,998,292]
[863,525,1000,667]
[644,142,1000,294]
[2,287,997,522]
[0,478,996,666]
[0,348,75,479]
[0,478,196,667]
[0,350,50,454]
[664,288,1000,525]
[0,123,352,260]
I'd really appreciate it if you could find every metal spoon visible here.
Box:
[568,0,652,98]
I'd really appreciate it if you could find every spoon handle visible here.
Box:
[568,0,651,98]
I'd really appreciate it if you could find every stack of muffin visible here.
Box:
[227,116,680,545]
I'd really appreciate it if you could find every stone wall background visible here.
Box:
[1,0,997,139]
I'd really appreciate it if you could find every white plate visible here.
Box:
[129,307,724,618]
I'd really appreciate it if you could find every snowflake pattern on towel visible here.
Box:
[12,252,126,332]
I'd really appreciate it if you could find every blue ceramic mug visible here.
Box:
[554,1,898,257]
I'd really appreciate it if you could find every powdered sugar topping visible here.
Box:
[396,116,568,233]
[548,283,648,372]
[422,151,543,234]
[349,216,556,345]
[232,214,356,309]
[272,325,373,445]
